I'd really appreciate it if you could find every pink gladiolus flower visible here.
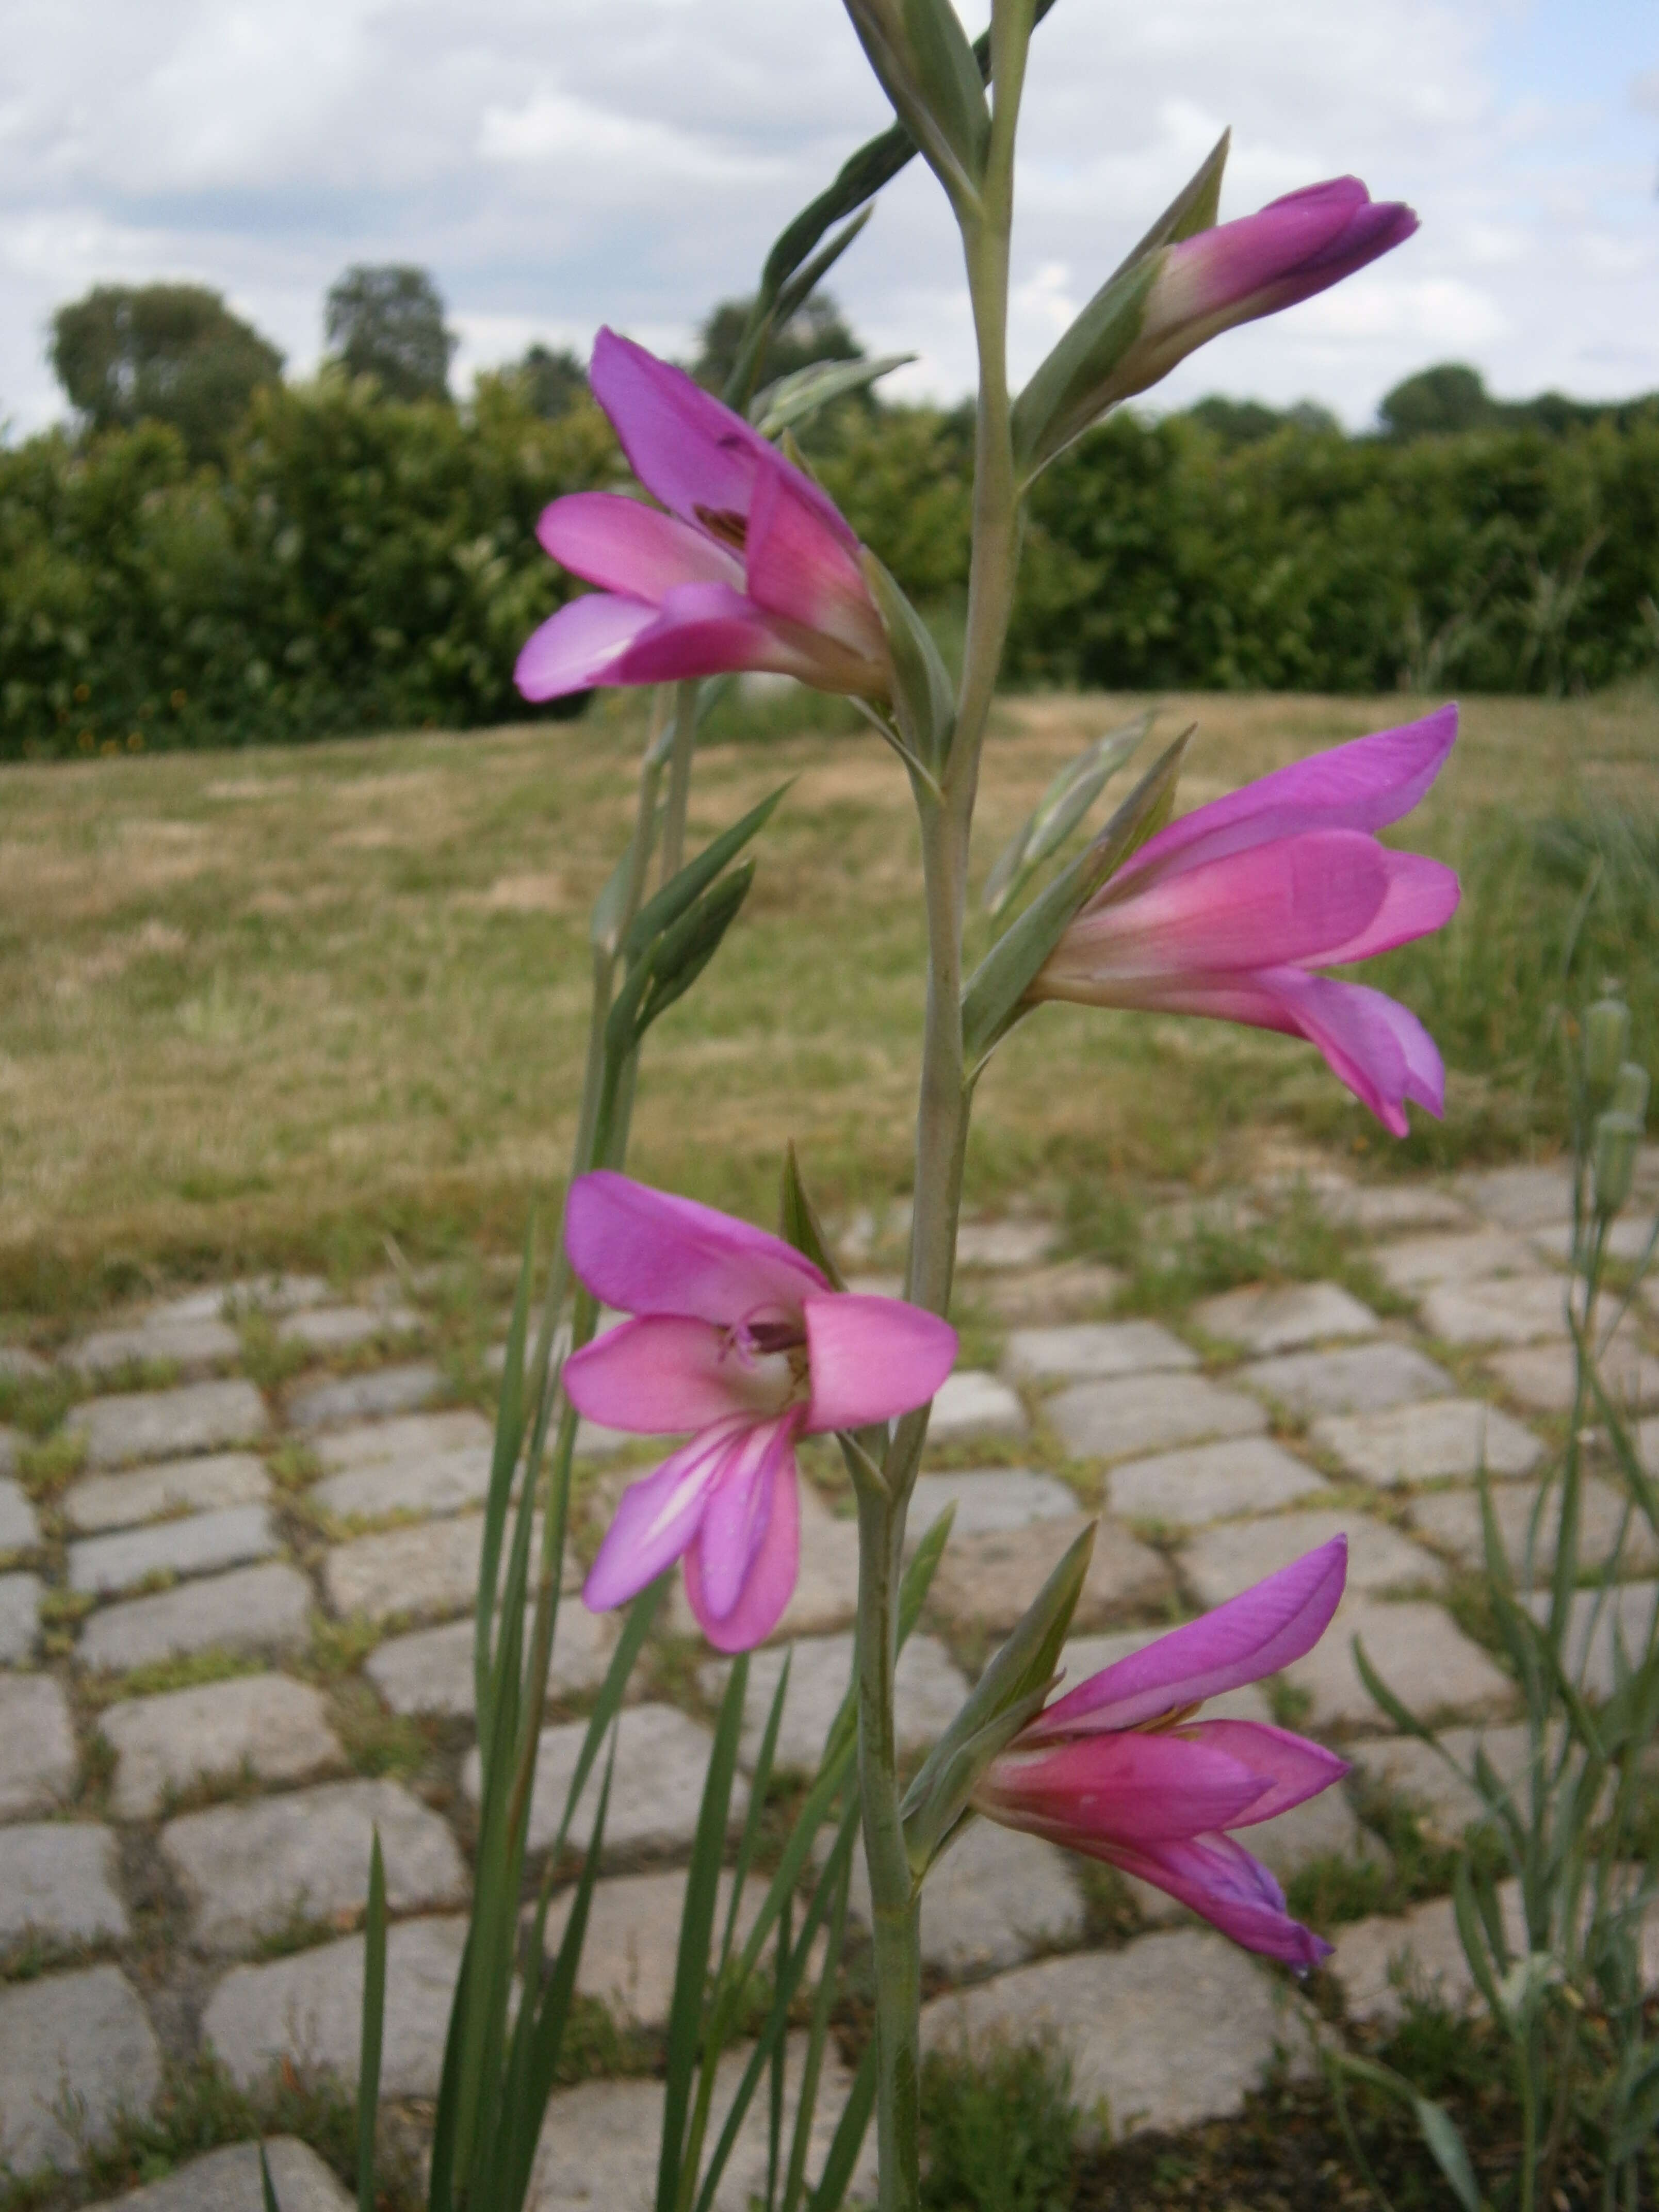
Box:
[973,1537,1350,1970]
[1032,705,1462,1136]
[563,1172,956,1653]
[515,330,891,705]
[1109,177,1418,408]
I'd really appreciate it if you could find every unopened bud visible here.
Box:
[1611,1061,1650,1126]
[1583,996,1630,1094]
[1593,1112,1642,1220]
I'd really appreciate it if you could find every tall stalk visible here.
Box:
[855,9,1035,2203]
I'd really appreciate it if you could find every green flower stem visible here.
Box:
[660,679,701,884]
[858,14,1036,2207]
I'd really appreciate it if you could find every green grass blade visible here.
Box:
[804,2036,876,2212]
[658,1652,750,2212]
[781,1819,853,2212]
[476,1229,535,1732]
[425,1929,472,2212]
[356,1829,386,2212]
[716,1651,791,1980]
[258,2143,282,2212]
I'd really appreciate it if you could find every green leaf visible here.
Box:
[750,353,916,438]
[982,714,1152,917]
[1411,2095,1483,2211]
[860,550,955,772]
[961,729,1190,1069]
[843,0,989,208]
[779,1144,847,1290]
[356,1830,386,2212]
[609,866,755,1058]
[623,786,789,967]
[1013,132,1230,480]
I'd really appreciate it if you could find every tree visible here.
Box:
[691,290,863,400]
[48,283,283,461]
[324,266,456,402]
[1379,363,1500,439]
[515,343,587,419]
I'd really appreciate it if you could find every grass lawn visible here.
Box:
[0,682,1653,1315]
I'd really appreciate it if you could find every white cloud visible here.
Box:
[0,0,1652,435]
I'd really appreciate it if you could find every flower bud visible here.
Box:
[1611,1061,1650,1126]
[1583,995,1630,1094]
[1593,1112,1642,1220]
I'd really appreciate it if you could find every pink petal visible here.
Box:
[538,492,743,599]
[563,1315,760,1434]
[590,328,857,556]
[612,581,830,688]
[1108,706,1457,892]
[1256,970,1446,1133]
[565,1172,827,1327]
[1159,178,1396,324]
[694,1411,801,1622]
[744,459,887,662]
[582,1417,751,1612]
[683,1429,802,1652]
[978,1730,1272,1845]
[1102,1833,1332,1970]
[514,593,659,700]
[802,1294,958,1433]
[1179,1721,1349,1824]
[1320,849,1461,965]
[1028,1537,1346,1738]
[1059,831,1391,984]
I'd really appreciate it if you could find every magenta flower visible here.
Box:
[562,1172,957,1652]
[515,330,891,705]
[1111,177,1418,408]
[1032,705,1461,1136]
[973,1537,1350,1969]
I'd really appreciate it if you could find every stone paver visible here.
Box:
[955,1219,1057,1269]
[65,1315,240,1379]
[1002,1321,1195,1384]
[1526,1581,1659,1699]
[162,1778,468,1952]
[313,1444,492,1523]
[287,1362,442,1431]
[1487,1339,1659,1415]
[1107,1437,1330,1526]
[316,1408,491,1471]
[539,1868,818,2031]
[1194,1281,1380,1354]
[203,1916,466,2095]
[1457,1164,1573,1230]
[1182,1510,1445,1609]
[929,1513,1170,1636]
[1374,1229,1536,1293]
[1241,1342,1452,1419]
[926,1369,1029,1444]
[0,1476,38,1552]
[0,1425,18,1478]
[886,1818,1083,1978]
[69,1504,280,1597]
[78,1560,312,1671]
[1311,1398,1542,1488]
[1331,1186,1470,1234]
[0,1570,42,1662]
[0,1673,77,1818]
[0,1823,127,1947]
[920,1928,1312,2136]
[1330,1883,1523,2026]
[64,1452,271,1535]
[0,1345,51,1382]
[102,1674,344,1819]
[1420,1275,1573,1347]
[468,1703,747,1861]
[979,1259,1125,1322]
[222,1273,331,1317]
[1353,1723,1541,1843]
[1532,1215,1657,1268]
[909,1468,1079,1539]
[1410,1476,1659,1580]
[98,2136,352,2210]
[1283,1598,1514,1730]
[527,2034,873,2212]
[1247,1785,1379,1882]
[1048,1372,1267,1461]
[282,1305,419,1354]
[0,1965,161,2171]
[366,1603,619,1718]
[322,1514,488,1622]
[700,1631,968,1773]
[69,1379,270,1471]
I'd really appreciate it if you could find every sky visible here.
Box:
[1,0,1654,436]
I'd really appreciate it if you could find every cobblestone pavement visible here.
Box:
[2,1153,1657,2203]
